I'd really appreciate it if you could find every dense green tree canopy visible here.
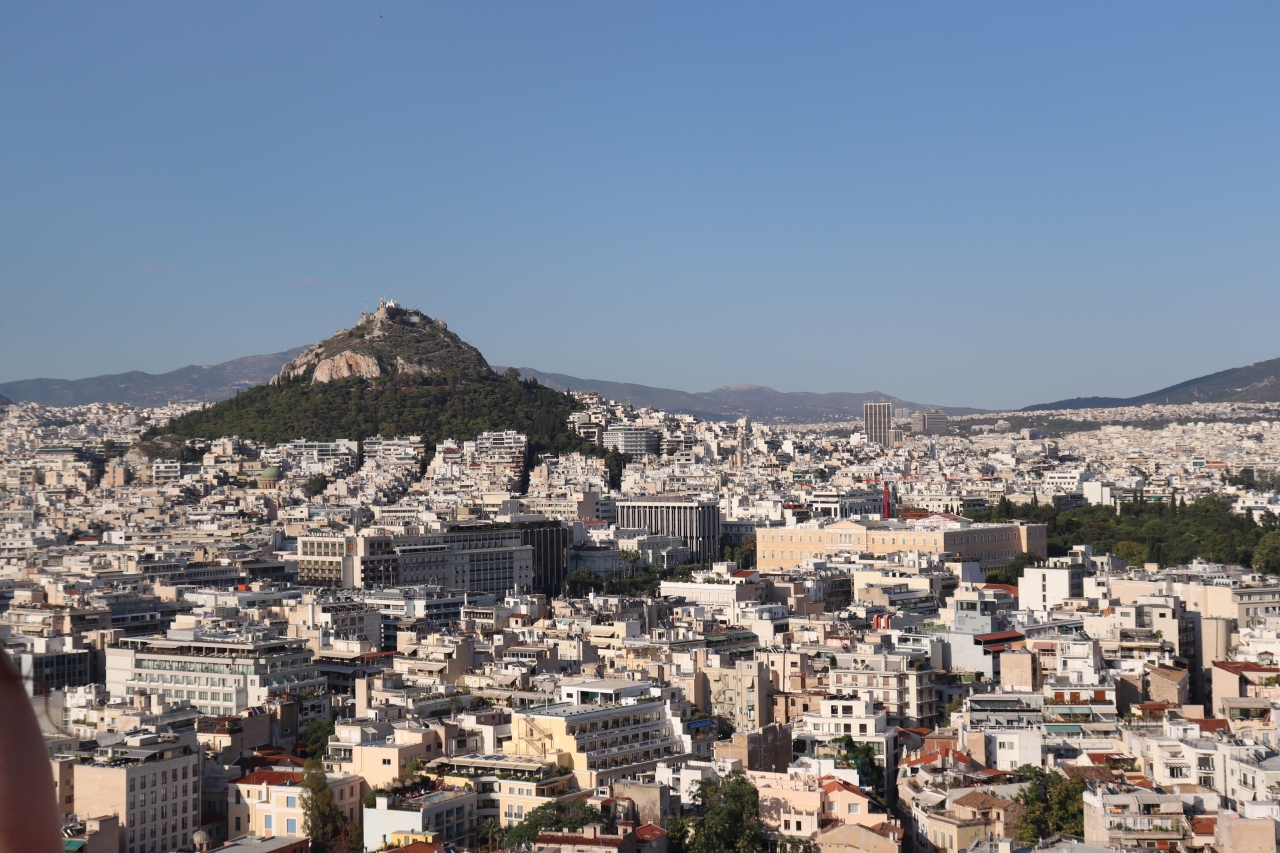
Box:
[1013,765,1084,843]
[687,771,765,853]
[144,369,631,486]
[969,494,1276,569]
[505,798,603,847]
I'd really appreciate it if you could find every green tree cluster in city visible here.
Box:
[504,798,604,847]
[968,494,1278,569]
[1012,765,1085,844]
[304,473,329,497]
[669,771,765,853]
[304,718,335,758]
[565,566,605,597]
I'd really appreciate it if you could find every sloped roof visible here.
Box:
[635,824,668,842]
[953,791,1013,810]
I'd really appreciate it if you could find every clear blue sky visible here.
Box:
[2,4,1277,410]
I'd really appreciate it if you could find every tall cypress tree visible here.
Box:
[301,757,345,853]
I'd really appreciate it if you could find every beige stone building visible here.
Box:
[72,733,201,853]
[227,768,363,839]
[504,700,690,789]
[754,517,1047,571]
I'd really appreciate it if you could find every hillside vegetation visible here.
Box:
[148,368,627,480]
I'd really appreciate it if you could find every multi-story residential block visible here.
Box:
[795,698,896,792]
[1019,566,1085,613]
[363,790,478,850]
[602,426,660,456]
[228,768,363,839]
[830,655,938,729]
[1082,787,1187,849]
[72,730,202,853]
[504,699,689,789]
[106,631,324,716]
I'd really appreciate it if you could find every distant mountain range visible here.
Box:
[1024,356,1280,411]
[0,348,307,407]
[501,367,984,421]
[10,334,1280,420]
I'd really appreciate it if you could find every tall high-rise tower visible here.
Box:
[863,401,893,447]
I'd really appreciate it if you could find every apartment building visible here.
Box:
[796,698,896,793]
[504,700,689,789]
[322,719,438,795]
[1082,788,1187,850]
[363,790,478,849]
[702,657,772,732]
[426,753,580,832]
[228,768,363,839]
[754,517,1048,571]
[956,693,1044,771]
[298,526,534,593]
[106,631,324,716]
[73,731,201,853]
[603,426,660,456]
[829,655,938,729]
[1019,566,1085,613]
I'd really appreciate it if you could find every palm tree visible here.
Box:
[479,817,504,852]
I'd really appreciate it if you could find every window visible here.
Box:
[286,819,297,834]
[848,803,860,814]
[264,815,272,830]
[235,818,241,832]
[286,797,296,808]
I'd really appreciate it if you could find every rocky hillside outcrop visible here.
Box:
[274,300,491,385]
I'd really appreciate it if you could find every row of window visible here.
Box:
[127,828,188,853]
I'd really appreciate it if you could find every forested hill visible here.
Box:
[144,303,620,471]
[151,368,601,458]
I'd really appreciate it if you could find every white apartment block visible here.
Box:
[106,631,324,716]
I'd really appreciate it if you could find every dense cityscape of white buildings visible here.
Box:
[6,393,1280,853]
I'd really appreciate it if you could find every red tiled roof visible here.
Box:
[233,770,303,786]
[1190,816,1217,836]
[635,824,668,842]
[974,631,1025,642]
[1213,661,1280,674]
[818,776,871,798]
[979,583,1019,595]
[1188,718,1229,733]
